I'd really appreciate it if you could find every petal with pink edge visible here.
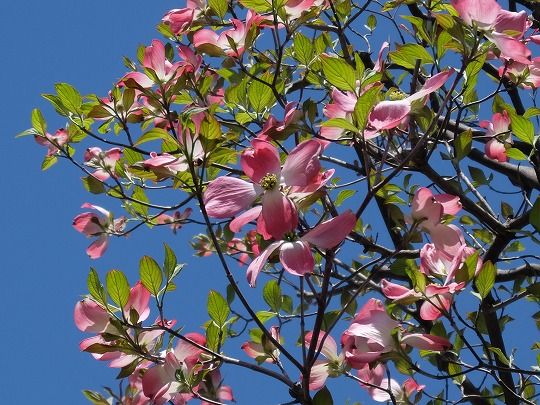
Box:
[204,176,260,218]
[229,206,262,233]
[87,235,109,259]
[281,140,322,186]
[241,139,281,183]
[261,189,298,239]
[279,241,314,276]
[246,241,283,287]
[302,210,356,249]
[309,361,330,391]
[368,99,411,131]
[401,333,451,351]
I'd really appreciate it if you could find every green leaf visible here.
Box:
[530,197,540,233]
[454,129,472,161]
[200,114,222,140]
[509,113,534,144]
[82,390,110,405]
[456,250,479,284]
[208,290,230,327]
[87,268,107,306]
[255,310,276,323]
[263,280,282,312]
[320,54,357,92]
[366,14,377,31]
[134,127,173,146]
[82,175,106,194]
[475,261,496,299]
[488,346,510,366]
[469,166,490,186]
[354,84,382,130]
[248,74,275,113]
[505,147,528,161]
[320,118,358,133]
[293,32,314,65]
[389,44,433,70]
[313,386,333,405]
[139,256,162,296]
[55,82,82,114]
[31,108,47,135]
[208,0,228,18]
[163,243,178,280]
[335,189,356,206]
[131,186,149,216]
[106,269,130,308]
[447,362,465,384]
[41,155,58,171]
[406,265,426,292]
[239,0,271,12]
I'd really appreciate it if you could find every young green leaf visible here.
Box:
[475,261,496,299]
[139,256,162,296]
[106,269,130,308]
[263,280,282,312]
[208,290,230,327]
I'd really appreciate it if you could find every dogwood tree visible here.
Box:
[22,0,540,403]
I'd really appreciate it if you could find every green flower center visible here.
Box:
[260,173,278,190]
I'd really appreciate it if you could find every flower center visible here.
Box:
[260,173,278,190]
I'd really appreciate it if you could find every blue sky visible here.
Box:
[3,1,538,404]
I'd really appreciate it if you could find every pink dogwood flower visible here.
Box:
[381,279,465,321]
[409,187,465,258]
[198,369,235,405]
[358,363,424,403]
[245,210,356,287]
[480,111,511,162]
[162,0,206,35]
[242,326,281,363]
[143,152,188,181]
[84,147,122,181]
[154,208,192,234]
[258,102,303,141]
[204,138,329,240]
[364,70,454,138]
[341,298,400,368]
[142,333,207,405]
[72,203,127,259]
[193,11,263,57]
[34,128,69,156]
[304,331,346,390]
[451,0,531,64]
[123,40,185,88]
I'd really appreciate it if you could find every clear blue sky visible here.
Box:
[3,1,537,404]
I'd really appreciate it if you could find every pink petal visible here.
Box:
[279,241,314,276]
[73,212,102,236]
[124,282,151,322]
[241,139,281,183]
[407,70,454,103]
[380,279,421,302]
[281,140,322,186]
[368,99,411,131]
[87,235,109,259]
[229,206,262,233]
[401,333,451,351]
[302,210,356,249]
[411,187,443,226]
[485,138,508,162]
[309,361,330,391]
[246,241,283,287]
[433,194,462,215]
[494,10,528,39]
[429,224,465,259]
[451,0,501,28]
[193,29,220,48]
[489,32,531,64]
[261,189,298,239]
[144,40,166,79]
[204,176,260,218]
[304,331,339,360]
[74,298,110,333]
